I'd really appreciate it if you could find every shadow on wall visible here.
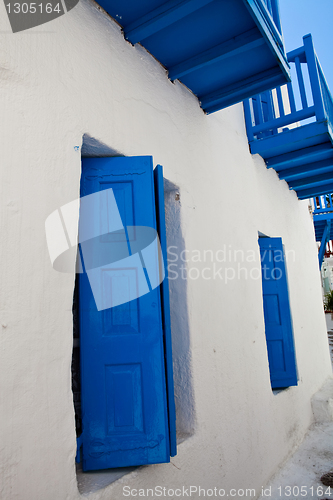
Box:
[81,134,124,157]
[164,179,196,440]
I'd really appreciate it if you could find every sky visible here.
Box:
[279,0,333,91]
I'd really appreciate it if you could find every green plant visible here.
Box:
[324,290,333,311]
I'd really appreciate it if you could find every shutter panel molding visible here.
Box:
[259,237,298,389]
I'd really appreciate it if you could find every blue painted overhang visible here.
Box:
[244,34,333,200]
[96,0,290,112]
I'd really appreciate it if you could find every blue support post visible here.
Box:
[256,94,264,124]
[265,91,273,121]
[295,56,308,109]
[325,194,329,209]
[303,34,326,122]
[287,82,296,113]
[318,220,331,269]
[276,86,285,116]
[243,99,255,142]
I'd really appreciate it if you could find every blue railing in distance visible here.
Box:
[244,34,332,142]
[312,194,333,215]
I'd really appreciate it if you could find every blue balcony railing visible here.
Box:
[244,34,333,200]
[263,0,280,23]
[312,194,333,215]
[310,194,333,267]
[257,0,283,47]
[318,60,333,134]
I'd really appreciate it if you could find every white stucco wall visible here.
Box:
[0,2,332,499]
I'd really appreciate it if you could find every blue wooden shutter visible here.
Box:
[78,156,171,471]
[259,237,298,389]
[154,165,177,457]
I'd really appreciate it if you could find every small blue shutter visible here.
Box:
[154,165,177,457]
[79,156,171,471]
[259,237,298,389]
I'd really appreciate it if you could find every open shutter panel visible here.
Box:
[154,165,177,458]
[259,237,298,389]
[79,156,171,471]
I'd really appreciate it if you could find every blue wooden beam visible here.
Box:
[266,143,333,171]
[313,213,333,222]
[314,229,332,244]
[202,67,284,113]
[168,28,265,81]
[313,206,333,215]
[318,220,331,269]
[314,229,333,244]
[314,208,333,216]
[314,223,333,237]
[288,170,333,190]
[314,219,331,233]
[249,121,329,157]
[287,46,306,63]
[279,158,333,182]
[296,182,333,200]
[124,0,215,44]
